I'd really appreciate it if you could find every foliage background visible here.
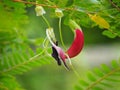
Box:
[0,0,120,90]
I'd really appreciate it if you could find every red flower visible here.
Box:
[46,28,84,70]
[66,29,84,58]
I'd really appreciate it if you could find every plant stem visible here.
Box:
[43,38,51,57]
[42,15,51,28]
[109,0,120,12]
[70,64,80,79]
[13,0,58,8]
[65,54,80,79]
[59,17,66,50]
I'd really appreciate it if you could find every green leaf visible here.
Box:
[92,86,103,90]
[111,60,119,68]
[87,71,96,81]
[0,75,24,90]
[79,80,89,86]
[101,64,110,73]
[93,68,104,77]
[74,85,83,90]
[0,44,52,75]
[102,30,117,38]
[106,78,120,82]
[100,82,113,87]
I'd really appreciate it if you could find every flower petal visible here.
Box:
[66,29,84,58]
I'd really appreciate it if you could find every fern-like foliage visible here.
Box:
[0,75,24,90]
[75,60,120,90]
[0,44,53,75]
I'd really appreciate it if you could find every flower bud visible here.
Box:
[55,8,64,18]
[69,19,82,30]
[35,6,46,16]
[46,28,56,42]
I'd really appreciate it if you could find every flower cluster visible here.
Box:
[35,5,84,70]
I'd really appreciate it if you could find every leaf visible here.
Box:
[88,14,110,29]
[0,44,52,75]
[93,68,104,77]
[0,75,24,90]
[74,85,83,90]
[87,71,96,81]
[74,60,120,90]
[92,86,103,90]
[102,30,117,38]
[100,82,113,87]
[101,64,110,73]
[79,80,89,86]
[111,60,119,68]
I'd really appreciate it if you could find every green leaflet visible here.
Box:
[74,60,120,90]
[0,44,52,75]
[0,75,24,90]
[102,30,117,38]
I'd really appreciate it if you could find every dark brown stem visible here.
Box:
[109,0,120,12]
[13,0,76,11]
[13,0,58,8]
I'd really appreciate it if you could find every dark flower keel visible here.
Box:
[51,41,61,65]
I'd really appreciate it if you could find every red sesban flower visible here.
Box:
[46,28,84,70]
[66,29,84,58]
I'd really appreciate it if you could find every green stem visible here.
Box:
[65,54,80,79]
[44,38,51,56]
[42,15,51,28]
[70,64,80,79]
[59,17,66,50]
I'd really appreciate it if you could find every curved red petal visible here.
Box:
[66,29,84,58]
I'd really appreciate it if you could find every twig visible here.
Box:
[13,0,58,8]
[108,29,120,37]
[13,0,76,11]
[109,0,120,12]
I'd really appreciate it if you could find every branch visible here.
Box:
[108,29,120,37]
[13,0,76,11]
[13,0,58,8]
[109,0,120,12]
